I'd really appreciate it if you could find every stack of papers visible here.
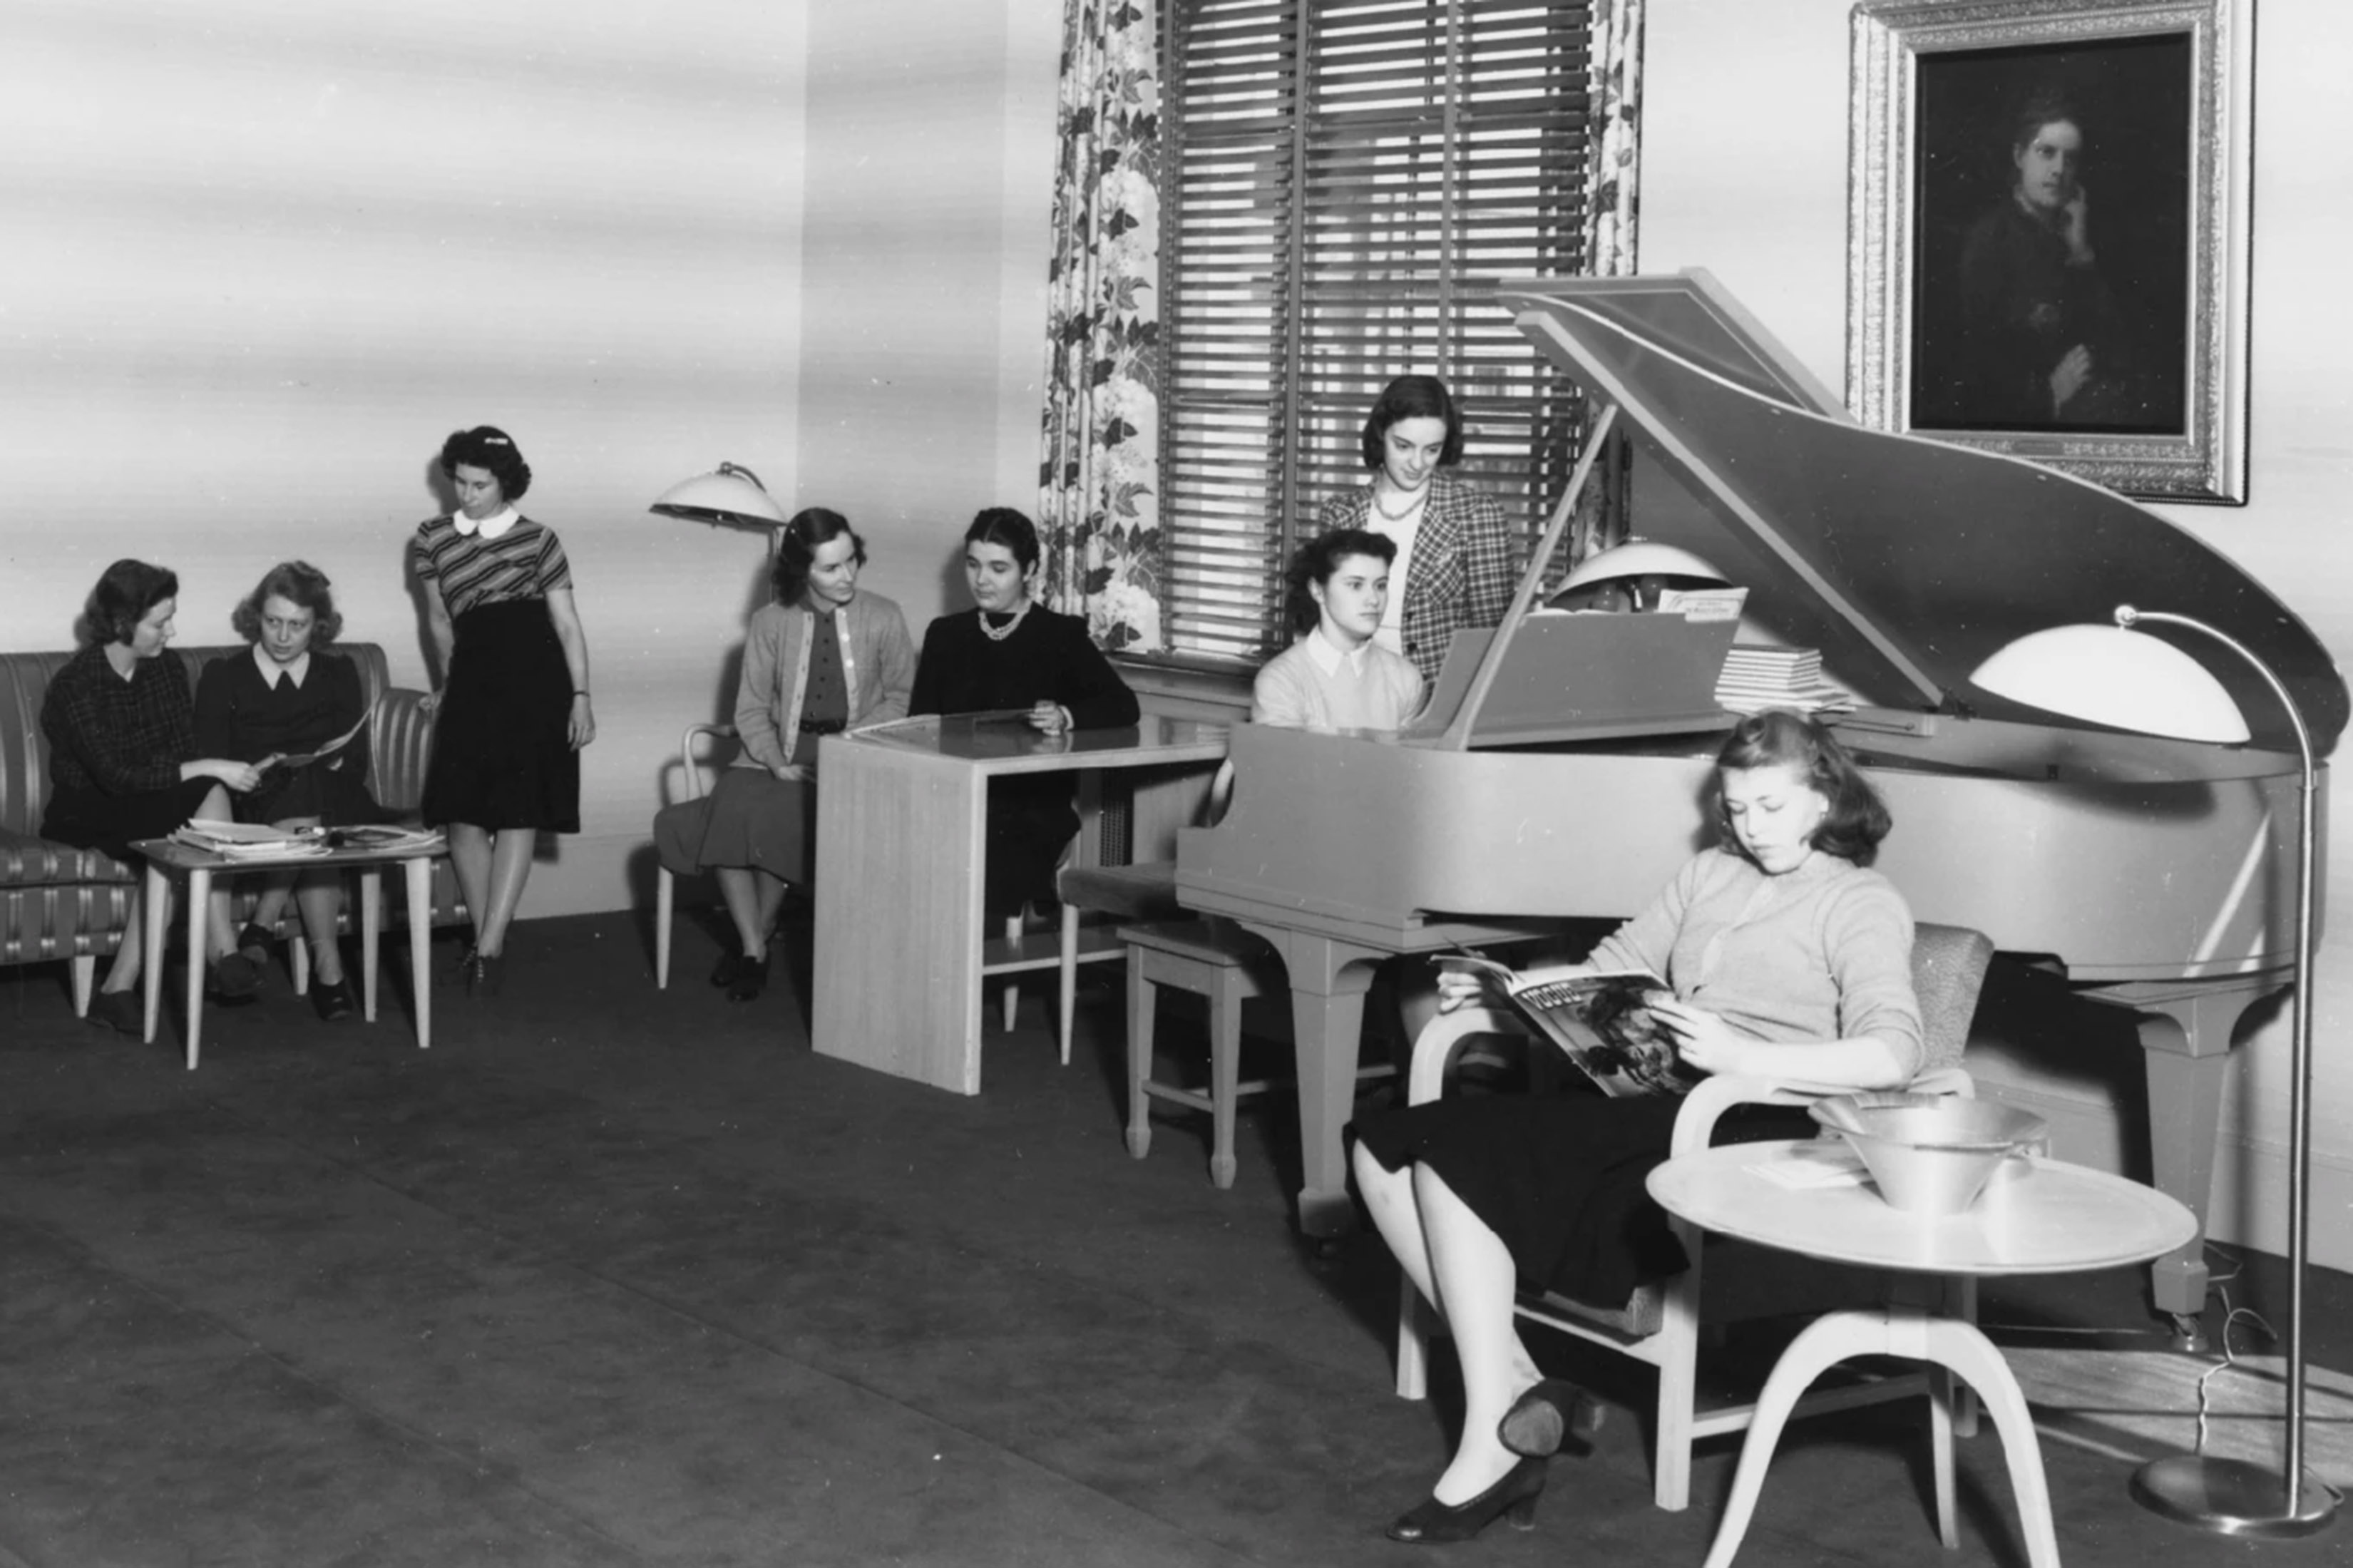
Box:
[327,825,443,852]
[1716,645,1856,716]
[171,821,330,859]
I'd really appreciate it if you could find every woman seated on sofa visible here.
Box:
[908,507,1140,923]
[1349,709,1934,1544]
[41,560,267,1034]
[654,508,918,1002]
[193,561,381,1022]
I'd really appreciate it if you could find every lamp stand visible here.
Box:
[2114,610,2340,1539]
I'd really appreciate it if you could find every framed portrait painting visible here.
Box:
[1847,0,2252,502]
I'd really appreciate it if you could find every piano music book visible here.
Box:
[1438,955,1699,1099]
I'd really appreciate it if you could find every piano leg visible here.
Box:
[2080,972,2291,1321]
[1239,923,1389,1239]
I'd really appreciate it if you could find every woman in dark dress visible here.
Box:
[41,560,265,1033]
[908,507,1139,921]
[414,426,595,996]
[1350,712,1935,1543]
[193,561,379,1020]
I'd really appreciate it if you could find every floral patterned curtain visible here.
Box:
[1570,0,1646,568]
[1037,0,1164,653]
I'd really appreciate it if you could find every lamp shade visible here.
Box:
[650,463,788,531]
[1969,623,2250,744]
[1556,537,1728,596]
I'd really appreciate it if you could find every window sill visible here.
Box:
[1114,655,1254,723]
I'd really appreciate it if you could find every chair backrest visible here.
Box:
[1910,921,1994,1072]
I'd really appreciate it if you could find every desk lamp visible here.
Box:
[1972,604,2341,1540]
[1549,537,1728,613]
[650,462,789,550]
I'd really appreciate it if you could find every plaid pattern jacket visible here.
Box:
[41,643,194,797]
[1315,470,1517,684]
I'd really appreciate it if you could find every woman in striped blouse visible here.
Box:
[413,426,595,997]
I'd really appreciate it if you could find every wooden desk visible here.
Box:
[133,834,446,1069]
[811,715,1227,1095]
[1650,1142,2197,1568]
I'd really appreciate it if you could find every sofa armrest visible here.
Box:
[369,687,436,814]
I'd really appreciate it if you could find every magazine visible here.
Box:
[1437,953,1699,1098]
[269,700,375,769]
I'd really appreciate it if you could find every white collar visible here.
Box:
[250,644,309,689]
[452,506,522,540]
[1306,624,1373,677]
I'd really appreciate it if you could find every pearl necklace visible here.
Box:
[1373,479,1430,522]
[978,600,1033,642]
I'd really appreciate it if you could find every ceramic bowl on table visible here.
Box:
[1809,1092,2050,1215]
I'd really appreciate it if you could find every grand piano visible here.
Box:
[1177,272,2347,1321]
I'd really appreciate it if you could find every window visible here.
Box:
[1158,0,1601,665]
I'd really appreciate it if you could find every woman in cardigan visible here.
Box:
[1314,375,1515,686]
[653,508,917,1002]
[908,507,1139,921]
[193,561,379,1021]
[41,560,264,1033]
[414,425,595,998]
[1350,709,1931,1544]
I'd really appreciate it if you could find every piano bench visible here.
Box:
[1117,918,1287,1190]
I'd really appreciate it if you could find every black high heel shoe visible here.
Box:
[1385,1455,1548,1544]
[1499,1378,1601,1459]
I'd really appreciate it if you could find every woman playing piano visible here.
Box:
[653,508,918,1002]
[1350,709,1937,1543]
[908,508,1139,921]
[1315,375,1514,686]
[1251,529,1425,732]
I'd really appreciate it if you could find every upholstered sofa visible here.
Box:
[0,642,463,1014]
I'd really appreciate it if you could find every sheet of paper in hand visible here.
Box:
[272,700,375,769]
[1442,954,1696,1098]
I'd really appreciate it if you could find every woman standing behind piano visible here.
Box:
[908,507,1139,921]
[1316,375,1515,687]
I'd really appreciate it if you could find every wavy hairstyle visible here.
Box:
[83,559,179,647]
[230,560,342,647]
[964,506,1041,573]
[1709,708,1892,867]
[1357,374,1466,470]
[1282,528,1397,638]
[770,508,866,606]
[438,425,532,502]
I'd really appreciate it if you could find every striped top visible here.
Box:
[411,514,573,618]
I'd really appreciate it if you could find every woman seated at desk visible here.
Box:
[655,507,917,1002]
[1350,709,1933,1544]
[1253,528,1425,732]
[41,560,267,1033]
[908,507,1139,921]
[193,560,381,1021]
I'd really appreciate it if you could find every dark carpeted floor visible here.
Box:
[0,907,2343,1567]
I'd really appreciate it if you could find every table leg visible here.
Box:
[183,866,210,1070]
[406,855,433,1050]
[359,868,382,1023]
[141,863,168,1045]
[1701,1307,2056,1568]
[1241,925,1383,1238]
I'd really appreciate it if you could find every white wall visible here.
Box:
[1640,0,2353,1268]
[0,0,810,911]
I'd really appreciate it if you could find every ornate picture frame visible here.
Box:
[1847,0,2251,502]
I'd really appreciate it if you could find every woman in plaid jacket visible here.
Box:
[1314,375,1516,687]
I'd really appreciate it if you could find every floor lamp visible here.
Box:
[650,461,789,551]
[1972,604,2342,1539]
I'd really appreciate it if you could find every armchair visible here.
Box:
[1393,922,1996,1511]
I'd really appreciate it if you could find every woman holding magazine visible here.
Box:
[194,561,381,1020]
[1349,708,1936,1544]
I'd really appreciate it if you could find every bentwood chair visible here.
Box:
[653,722,736,988]
[1393,921,1997,1512]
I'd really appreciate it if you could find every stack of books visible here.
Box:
[171,821,331,859]
[1715,645,1855,717]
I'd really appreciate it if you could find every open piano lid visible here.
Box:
[1498,272,2348,759]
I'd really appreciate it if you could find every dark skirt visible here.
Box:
[984,775,1077,921]
[237,757,379,829]
[42,777,222,866]
[653,767,816,885]
[1352,1087,1813,1309]
[423,600,579,834]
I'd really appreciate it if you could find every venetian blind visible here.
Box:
[1158,0,1596,665]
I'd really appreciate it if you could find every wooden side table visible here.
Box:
[1649,1139,2198,1568]
[132,835,446,1068]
